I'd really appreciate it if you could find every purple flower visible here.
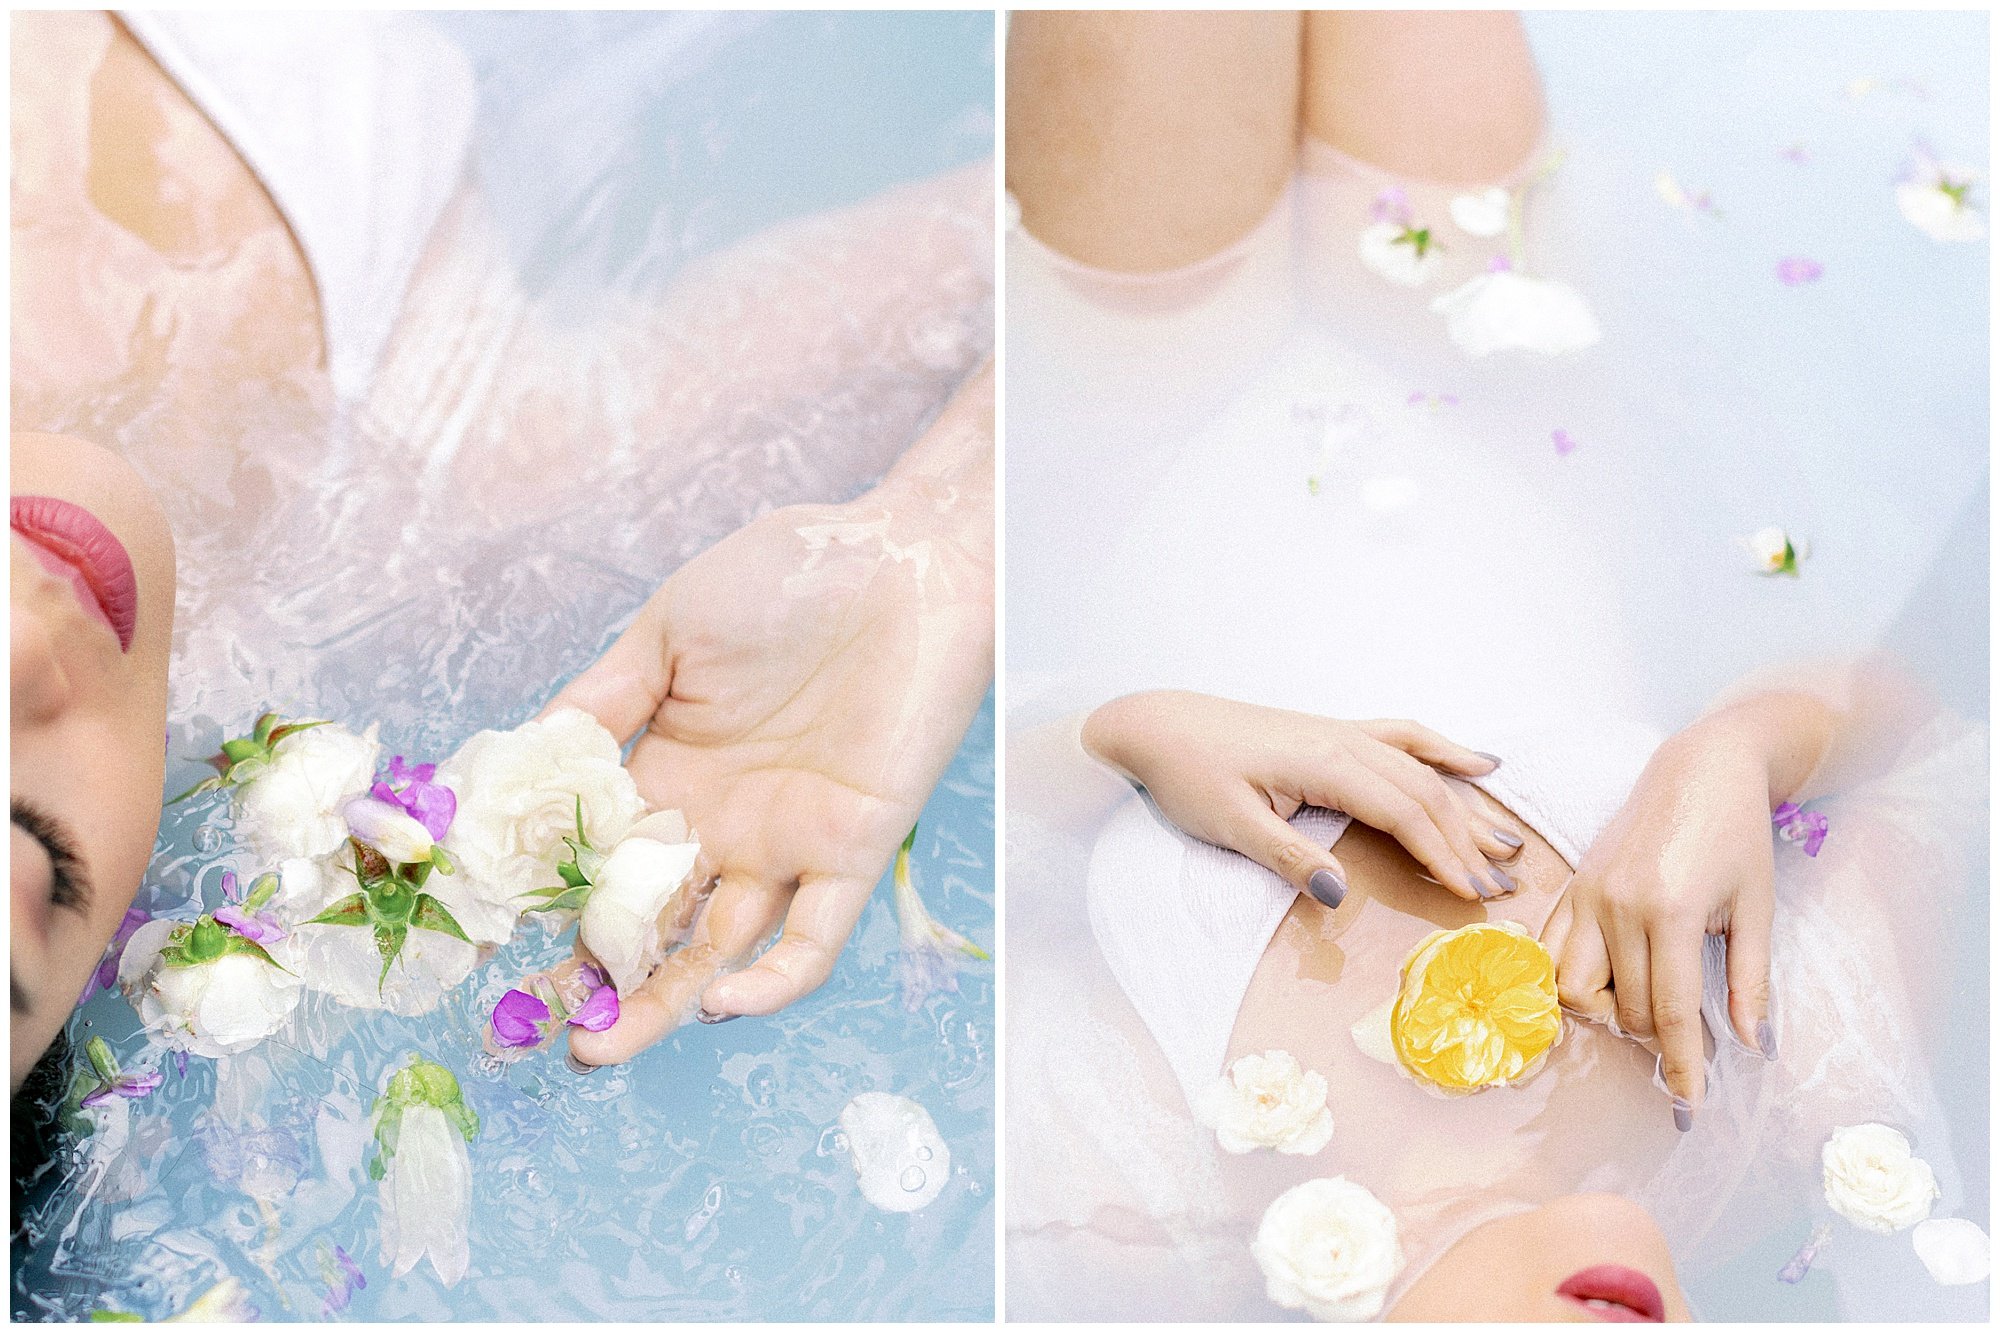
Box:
[83,907,150,1002]
[319,1243,367,1317]
[1780,143,1812,165]
[1776,256,1824,286]
[1773,802,1829,856]
[1552,428,1579,457]
[371,756,457,841]
[215,904,287,947]
[490,988,553,1048]
[174,1051,189,1078]
[1487,253,1514,273]
[80,1068,164,1109]
[1370,186,1411,226]
[568,980,620,1033]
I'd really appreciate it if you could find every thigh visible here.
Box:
[1302,10,1544,184]
[1005,10,1303,273]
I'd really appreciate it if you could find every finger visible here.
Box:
[1649,926,1710,1124]
[700,872,876,1018]
[536,598,670,743]
[566,873,785,1066]
[1355,718,1499,776]
[1236,801,1354,909]
[1606,917,1655,1039]
[1550,905,1617,1027]
[1316,765,1484,901]
[1470,817,1525,863]
[1725,893,1776,1060]
[1358,746,1508,899]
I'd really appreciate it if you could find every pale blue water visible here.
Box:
[12,10,993,1323]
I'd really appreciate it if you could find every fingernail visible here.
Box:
[1757,1019,1777,1060]
[564,1051,600,1076]
[1307,868,1346,910]
[1486,864,1516,894]
[1474,752,1502,770]
[1672,1098,1693,1133]
[1491,827,1523,849]
[696,1008,738,1025]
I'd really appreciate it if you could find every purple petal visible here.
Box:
[404,781,457,841]
[1552,428,1578,457]
[577,963,609,992]
[80,1084,116,1109]
[1370,186,1411,225]
[1772,802,1801,822]
[1407,390,1427,406]
[115,1070,164,1100]
[174,1051,189,1078]
[1803,813,1828,857]
[567,983,621,1032]
[87,907,151,999]
[216,905,287,947]
[1487,253,1514,272]
[1776,256,1823,286]
[491,988,553,1047]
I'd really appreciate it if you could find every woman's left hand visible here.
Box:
[1538,712,1786,1131]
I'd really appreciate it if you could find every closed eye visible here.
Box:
[10,798,92,917]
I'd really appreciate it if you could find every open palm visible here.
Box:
[549,498,993,1065]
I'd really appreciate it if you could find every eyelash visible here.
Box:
[10,799,88,915]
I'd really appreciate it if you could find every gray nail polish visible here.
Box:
[1492,827,1524,849]
[1487,864,1516,893]
[1672,1098,1693,1133]
[1757,1020,1777,1060]
[564,1051,600,1076]
[1307,868,1346,910]
[1474,752,1503,769]
[696,1008,738,1025]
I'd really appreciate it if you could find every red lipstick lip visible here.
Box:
[11,495,140,652]
[1557,1264,1666,1323]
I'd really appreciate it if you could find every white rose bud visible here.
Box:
[342,795,435,865]
[1821,1122,1940,1234]
[578,826,701,995]
[232,723,381,863]
[1252,1176,1405,1322]
[117,918,301,1059]
[1357,222,1442,287]
[1895,162,1985,243]
[1195,1050,1335,1156]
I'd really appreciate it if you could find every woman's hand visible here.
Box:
[551,365,994,1066]
[1081,692,1522,905]
[1539,691,1836,1130]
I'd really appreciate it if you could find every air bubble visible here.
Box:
[192,825,224,853]
[899,1166,926,1193]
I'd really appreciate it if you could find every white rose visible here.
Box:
[118,919,301,1059]
[380,1103,472,1287]
[839,1091,950,1213]
[1745,525,1808,575]
[1448,187,1510,238]
[1252,1176,1405,1322]
[1357,221,1442,286]
[578,816,702,995]
[1430,269,1602,357]
[1195,1050,1334,1156]
[232,723,381,862]
[1821,1122,1940,1234]
[273,853,494,1013]
[1912,1217,1990,1286]
[1896,163,1985,243]
[437,707,646,909]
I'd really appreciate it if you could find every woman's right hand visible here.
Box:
[1081,691,1522,905]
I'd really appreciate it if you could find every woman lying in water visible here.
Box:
[1005,667,1979,1320]
[13,10,991,1123]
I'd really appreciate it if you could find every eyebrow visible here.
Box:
[10,798,93,918]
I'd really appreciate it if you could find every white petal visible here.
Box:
[839,1092,950,1213]
[381,1105,472,1287]
[1449,187,1510,237]
[1350,997,1399,1065]
[1913,1218,1990,1285]
[579,835,700,994]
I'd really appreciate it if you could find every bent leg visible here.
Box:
[1006,11,1303,273]
[1302,11,1544,185]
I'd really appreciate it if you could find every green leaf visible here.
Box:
[573,793,586,845]
[220,737,264,765]
[306,893,371,928]
[264,718,330,748]
[374,926,407,989]
[242,872,281,913]
[252,712,280,746]
[166,774,228,805]
[556,859,589,889]
[411,895,472,944]
[221,935,289,974]
[85,1036,119,1082]
[525,885,592,915]
[901,823,919,855]
[428,844,456,876]
[446,1098,480,1144]
[88,1311,144,1322]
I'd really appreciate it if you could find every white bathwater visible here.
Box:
[13,11,994,1322]
[1006,8,1984,1322]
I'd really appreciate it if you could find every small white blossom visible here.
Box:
[1745,526,1808,576]
[1195,1050,1334,1155]
[438,707,646,910]
[577,815,702,995]
[1253,1176,1405,1322]
[1431,270,1602,357]
[1448,187,1511,238]
[1822,1122,1940,1234]
[1357,222,1442,286]
[232,723,381,863]
[1896,160,1985,243]
[118,919,301,1059]
[380,1103,472,1286]
[1912,1217,1991,1286]
[839,1091,950,1213]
